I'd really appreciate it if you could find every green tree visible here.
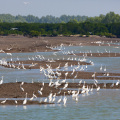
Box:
[29,30,40,37]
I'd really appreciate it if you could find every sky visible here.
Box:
[0,0,120,17]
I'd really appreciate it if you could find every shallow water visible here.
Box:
[86,57,120,73]
[0,89,120,120]
[53,45,120,53]
[0,44,120,119]
[0,44,120,82]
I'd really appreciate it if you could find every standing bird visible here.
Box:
[100,64,102,71]
[57,96,62,104]
[1,98,8,104]
[65,72,68,78]
[52,94,56,102]
[38,90,42,95]
[96,86,100,92]
[103,82,106,88]
[78,80,82,86]
[15,100,18,104]
[110,81,114,88]
[21,82,24,86]
[44,98,48,102]
[104,66,106,72]
[23,93,27,105]
[60,77,66,84]
[116,80,120,86]
[63,82,68,89]
[0,76,4,85]
[20,84,24,92]
[63,92,67,106]
[90,85,93,92]
[42,82,44,86]
[92,72,96,79]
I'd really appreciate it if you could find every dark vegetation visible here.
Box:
[0,12,120,37]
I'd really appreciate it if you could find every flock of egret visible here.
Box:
[0,40,120,106]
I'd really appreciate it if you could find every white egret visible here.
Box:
[21,82,24,86]
[0,76,4,85]
[15,100,18,104]
[33,93,37,98]
[63,92,67,106]
[1,98,8,104]
[90,85,93,92]
[78,80,82,86]
[38,90,42,95]
[23,93,27,105]
[60,77,66,84]
[116,80,120,86]
[96,86,100,92]
[44,98,47,102]
[20,84,24,92]
[63,82,68,89]
[57,96,62,104]
[103,82,106,88]
[110,81,114,88]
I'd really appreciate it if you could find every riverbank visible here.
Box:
[0,35,120,53]
[3,60,90,69]
[0,82,120,99]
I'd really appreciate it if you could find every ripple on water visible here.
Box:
[0,45,120,119]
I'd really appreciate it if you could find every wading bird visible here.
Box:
[0,76,4,85]
[1,98,8,104]
[23,93,27,105]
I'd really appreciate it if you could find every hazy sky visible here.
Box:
[0,0,120,17]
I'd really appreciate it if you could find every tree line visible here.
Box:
[0,22,120,38]
[0,12,120,24]
[0,14,87,23]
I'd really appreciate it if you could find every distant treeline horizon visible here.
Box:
[0,11,120,38]
[0,12,120,24]
[0,22,120,38]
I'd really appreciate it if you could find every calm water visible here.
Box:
[0,43,120,119]
[0,89,120,120]
[53,45,120,53]
[0,56,120,83]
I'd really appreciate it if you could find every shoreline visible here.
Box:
[0,35,120,105]
[0,35,120,53]
[0,100,54,105]
[2,60,91,69]
[0,82,120,99]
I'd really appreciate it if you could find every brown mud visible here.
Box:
[0,35,120,105]
[0,35,120,53]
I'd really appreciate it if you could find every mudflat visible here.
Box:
[0,35,120,53]
[0,35,120,105]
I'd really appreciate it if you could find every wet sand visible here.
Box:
[2,59,120,80]
[0,35,120,53]
[57,71,120,80]
[0,100,54,105]
[0,82,70,98]
[0,82,120,99]
[4,60,91,69]
[0,35,120,105]
[74,53,120,57]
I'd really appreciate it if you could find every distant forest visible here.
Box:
[0,14,87,23]
[0,12,120,38]
[0,12,120,24]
